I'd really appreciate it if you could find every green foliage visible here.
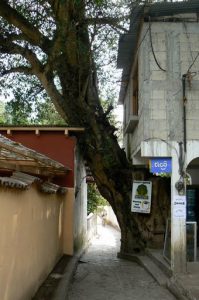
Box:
[87,183,108,215]
[0,0,129,127]
[2,75,66,126]
[4,91,33,125]
[34,98,66,125]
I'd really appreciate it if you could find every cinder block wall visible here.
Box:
[124,22,199,157]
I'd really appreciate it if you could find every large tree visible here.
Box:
[0,0,170,254]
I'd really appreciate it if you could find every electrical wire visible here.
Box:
[183,21,194,63]
[149,18,166,72]
[187,52,199,73]
[135,25,150,57]
[143,137,179,159]
[182,20,199,74]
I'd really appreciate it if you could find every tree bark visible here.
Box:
[0,0,171,254]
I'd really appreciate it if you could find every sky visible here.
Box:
[114,105,123,123]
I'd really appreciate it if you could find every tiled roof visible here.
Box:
[0,136,69,194]
[0,171,67,194]
[0,177,28,189]
[11,171,41,185]
[40,182,68,194]
[0,134,69,176]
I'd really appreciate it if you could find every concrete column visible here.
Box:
[141,140,187,273]
[170,144,187,273]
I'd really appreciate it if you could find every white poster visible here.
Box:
[131,181,152,213]
[173,195,186,218]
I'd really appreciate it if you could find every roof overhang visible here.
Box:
[0,134,69,177]
[0,126,85,136]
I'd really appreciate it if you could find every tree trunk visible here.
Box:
[50,8,171,253]
[0,0,171,254]
[58,72,171,253]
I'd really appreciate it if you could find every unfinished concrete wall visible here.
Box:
[0,185,65,300]
[124,21,199,160]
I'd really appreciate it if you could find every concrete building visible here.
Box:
[117,1,199,273]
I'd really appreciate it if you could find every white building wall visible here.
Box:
[124,21,199,161]
[74,145,87,251]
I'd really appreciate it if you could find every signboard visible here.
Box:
[131,181,152,213]
[150,158,172,174]
[173,195,186,219]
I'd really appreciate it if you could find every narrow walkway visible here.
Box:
[67,225,176,300]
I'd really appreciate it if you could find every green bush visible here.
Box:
[87,184,107,215]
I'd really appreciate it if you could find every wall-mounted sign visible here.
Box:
[150,158,172,174]
[173,195,186,219]
[131,181,152,214]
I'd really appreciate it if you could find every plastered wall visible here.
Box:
[73,146,87,251]
[0,185,65,300]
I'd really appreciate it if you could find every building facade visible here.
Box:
[117,1,199,273]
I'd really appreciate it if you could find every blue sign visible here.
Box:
[150,158,172,174]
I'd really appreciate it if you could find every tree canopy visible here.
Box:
[0,0,170,254]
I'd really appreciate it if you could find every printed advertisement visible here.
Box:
[173,195,186,218]
[131,181,152,214]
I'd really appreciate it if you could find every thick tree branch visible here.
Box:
[2,33,25,42]
[47,0,69,23]
[0,37,42,71]
[47,0,60,16]
[0,33,66,118]
[37,71,66,120]
[0,0,51,53]
[0,0,161,253]
[2,66,34,76]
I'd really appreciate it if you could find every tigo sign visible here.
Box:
[150,158,172,174]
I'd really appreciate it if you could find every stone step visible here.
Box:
[117,252,169,287]
[146,248,173,278]
[137,255,169,287]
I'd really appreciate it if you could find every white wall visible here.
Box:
[123,21,199,161]
[74,145,87,251]
[87,213,97,241]
[104,206,120,231]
